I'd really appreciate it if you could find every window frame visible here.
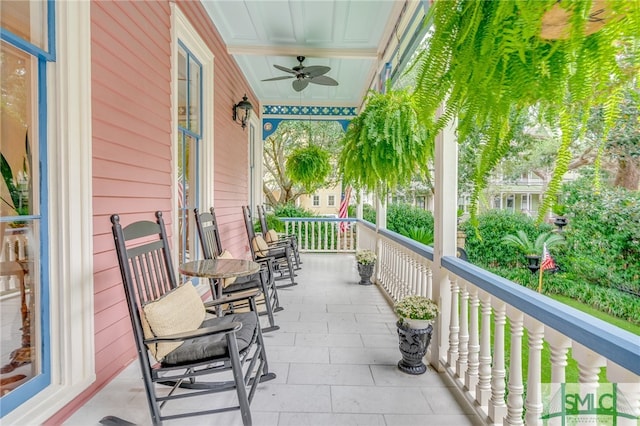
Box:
[1,1,95,423]
[172,5,214,282]
[312,195,320,207]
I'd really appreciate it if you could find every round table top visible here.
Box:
[179,258,260,279]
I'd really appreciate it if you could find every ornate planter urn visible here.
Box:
[554,216,568,231]
[357,262,374,285]
[396,321,433,375]
[525,254,541,274]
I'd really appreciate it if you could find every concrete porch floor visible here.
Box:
[65,254,480,426]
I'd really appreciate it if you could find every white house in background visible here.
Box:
[298,183,343,216]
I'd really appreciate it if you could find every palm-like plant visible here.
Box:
[501,230,565,256]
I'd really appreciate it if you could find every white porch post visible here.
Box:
[429,112,457,368]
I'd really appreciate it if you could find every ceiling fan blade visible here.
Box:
[303,65,331,78]
[292,79,309,92]
[273,64,297,74]
[309,75,339,86]
[262,76,294,81]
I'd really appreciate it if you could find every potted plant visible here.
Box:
[355,249,376,285]
[338,88,432,197]
[285,144,332,193]
[552,203,568,230]
[412,0,638,225]
[393,295,439,375]
[394,295,439,329]
[501,230,565,273]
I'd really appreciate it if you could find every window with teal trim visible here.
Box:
[0,0,53,417]
[177,42,203,265]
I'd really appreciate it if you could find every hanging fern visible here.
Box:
[413,0,640,223]
[285,144,331,193]
[338,89,432,196]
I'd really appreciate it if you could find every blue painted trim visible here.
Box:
[38,56,52,400]
[263,105,357,117]
[0,215,41,223]
[47,0,56,59]
[442,255,640,376]
[0,29,55,62]
[262,117,351,140]
[0,45,52,419]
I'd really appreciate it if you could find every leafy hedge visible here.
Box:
[562,179,640,295]
[460,210,555,268]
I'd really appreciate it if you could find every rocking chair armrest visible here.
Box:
[203,290,261,309]
[144,321,242,344]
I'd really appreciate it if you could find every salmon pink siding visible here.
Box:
[45,1,258,423]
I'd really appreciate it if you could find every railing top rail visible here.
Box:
[443,255,640,375]
[278,217,357,223]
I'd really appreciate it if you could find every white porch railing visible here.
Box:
[0,228,30,297]
[356,220,640,425]
[280,217,357,253]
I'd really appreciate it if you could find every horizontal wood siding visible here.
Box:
[177,0,258,258]
[91,0,173,391]
[47,1,259,423]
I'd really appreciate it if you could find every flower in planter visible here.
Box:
[355,249,376,265]
[394,295,439,322]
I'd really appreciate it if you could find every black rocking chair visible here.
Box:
[110,211,274,425]
[194,207,282,332]
[256,204,302,269]
[242,206,297,288]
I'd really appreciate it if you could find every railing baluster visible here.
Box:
[457,282,469,380]
[448,275,459,369]
[524,320,544,426]
[477,292,492,406]
[489,301,507,422]
[466,288,480,393]
[505,309,524,426]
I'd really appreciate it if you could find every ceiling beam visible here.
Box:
[227,45,379,59]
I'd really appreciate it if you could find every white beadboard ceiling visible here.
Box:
[201,0,410,108]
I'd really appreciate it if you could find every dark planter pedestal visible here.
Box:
[525,254,541,274]
[554,216,568,231]
[357,263,374,285]
[396,321,433,375]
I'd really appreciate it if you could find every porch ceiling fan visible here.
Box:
[261,56,338,92]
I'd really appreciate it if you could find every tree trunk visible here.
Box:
[614,157,640,190]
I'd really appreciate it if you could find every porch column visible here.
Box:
[429,111,457,369]
[375,192,387,230]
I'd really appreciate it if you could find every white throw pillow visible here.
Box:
[142,282,206,360]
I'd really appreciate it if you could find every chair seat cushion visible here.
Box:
[161,312,258,367]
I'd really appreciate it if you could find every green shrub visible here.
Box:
[347,203,376,223]
[561,179,640,295]
[399,226,433,246]
[387,203,434,235]
[461,210,554,268]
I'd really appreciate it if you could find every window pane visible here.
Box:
[0,1,48,51]
[188,57,201,134]
[178,133,196,266]
[0,42,41,395]
[177,47,187,128]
